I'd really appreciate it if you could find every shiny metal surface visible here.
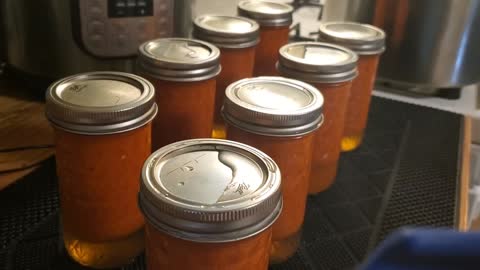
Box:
[363,0,480,88]
[46,72,157,135]
[278,42,358,83]
[321,0,375,22]
[193,15,260,48]
[1,0,186,79]
[139,139,282,242]
[318,22,385,55]
[137,38,221,82]
[222,76,323,136]
[237,0,293,27]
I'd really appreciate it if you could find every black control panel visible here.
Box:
[108,0,153,17]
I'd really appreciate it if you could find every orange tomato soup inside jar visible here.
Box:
[45,72,158,269]
[222,77,323,263]
[237,0,293,76]
[318,22,386,152]
[137,38,221,151]
[193,15,259,139]
[277,42,358,194]
[138,139,282,270]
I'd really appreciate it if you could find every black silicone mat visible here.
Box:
[0,97,463,270]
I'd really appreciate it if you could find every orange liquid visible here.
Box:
[212,46,256,139]
[254,25,290,76]
[227,126,314,263]
[145,222,272,270]
[55,124,151,268]
[309,81,352,194]
[341,54,380,152]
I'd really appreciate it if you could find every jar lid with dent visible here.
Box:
[237,0,294,27]
[137,38,221,82]
[222,76,323,137]
[278,42,358,83]
[138,139,282,243]
[45,72,157,135]
[318,22,386,55]
[193,15,260,49]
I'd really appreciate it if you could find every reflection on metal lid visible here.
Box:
[237,0,293,27]
[193,15,260,49]
[222,76,323,136]
[318,22,386,55]
[278,42,358,83]
[46,71,157,135]
[139,139,282,242]
[137,38,221,82]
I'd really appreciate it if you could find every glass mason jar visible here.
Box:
[222,77,323,263]
[237,0,293,76]
[138,139,282,270]
[318,22,386,152]
[277,42,358,194]
[45,72,158,268]
[193,15,259,139]
[137,38,221,151]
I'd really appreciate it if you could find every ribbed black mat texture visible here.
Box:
[0,97,462,270]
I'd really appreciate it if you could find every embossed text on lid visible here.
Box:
[277,42,358,83]
[46,72,157,135]
[137,38,221,82]
[238,0,293,27]
[318,22,386,55]
[222,76,323,136]
[193,15,260,49]
[139,139,282,242]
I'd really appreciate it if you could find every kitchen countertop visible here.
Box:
[0,80,470,269]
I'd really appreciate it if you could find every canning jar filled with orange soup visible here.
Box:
[137,38,221,151]
[45,72,158,269]
[318,22,386,152]
[192,15,259,139]
[237,0,293,76]
[277,42,358,194]
[138,139,282,270]
[222,77,323,263]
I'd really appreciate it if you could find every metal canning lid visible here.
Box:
[278,42,358,84]
[237,0,293,27]
[139,139,282,243]
[193,15,260,49]
[137,38,221,82]
[46,72,157,135]
[318,22,386,55]
[222,76,323,137]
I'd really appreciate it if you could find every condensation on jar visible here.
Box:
[277,42,358,194]
[137,38,221,151]
[237,0,293,76]
[318,22,386,152]
[222,77,323,263]
[45,72,158,269]
[138,139,282,270]
[192,15,259,139]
